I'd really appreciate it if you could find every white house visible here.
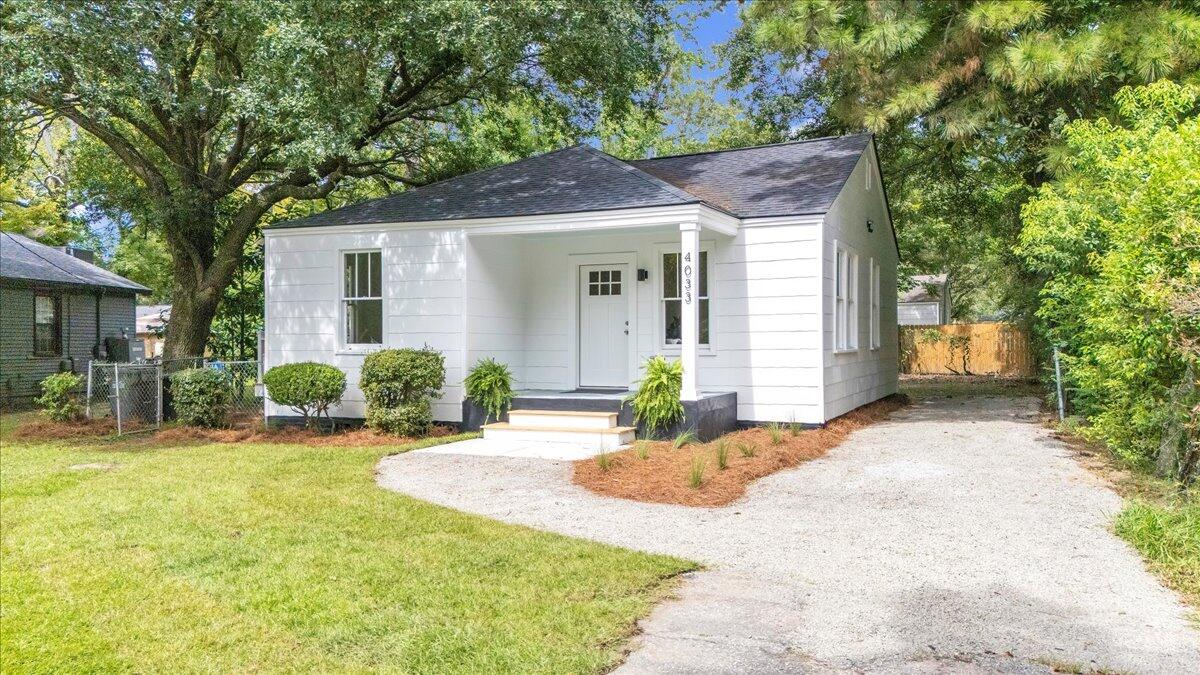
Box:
[898,273,951,325]
[262,134,898,442]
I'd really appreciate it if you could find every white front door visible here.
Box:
[578,264,629,388]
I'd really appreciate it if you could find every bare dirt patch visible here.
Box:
[574,395,908,507]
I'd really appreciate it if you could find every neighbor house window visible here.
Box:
[835,244,858,351]
[870,259,881,349]
[33,294,61,356]
[662,250,709,347]
[343,250,382,345]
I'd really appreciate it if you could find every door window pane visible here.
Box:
[663,253,679,298]
[664,299,681,344]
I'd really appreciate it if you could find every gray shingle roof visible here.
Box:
[269,134,873,229]
[900,274,948,303]
[630,134,872,218]
[0,232,150,293]
[270,145,702,229]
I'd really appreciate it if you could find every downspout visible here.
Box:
[94,291,103,359]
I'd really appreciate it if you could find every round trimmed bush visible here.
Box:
[365,399,433,436]
[36,371,84,422]
[170,368,231,427]
[360,348,445,408]
[263,362,346,427]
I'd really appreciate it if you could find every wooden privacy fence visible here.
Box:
[900,323,1036,377]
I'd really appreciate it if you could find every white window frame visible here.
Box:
[870,259,881,350]
[340,249,384,351]
[656,242,714,354]
[834,241,859,353]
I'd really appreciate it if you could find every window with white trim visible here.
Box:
[870,259,881,349]
[661,249,709,347]
[33,294,61,356]
[342,250,382,345]
[835,244,858,351]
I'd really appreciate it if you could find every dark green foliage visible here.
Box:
[263,362,346,428]
[170,368,231,428]
[629,356,684,435]
[361,348,446,435]
[365,399,433,437]
[464,358,514,423]
[1018,82,1200,479]
[361,349,445,408]
[35,372,84,422]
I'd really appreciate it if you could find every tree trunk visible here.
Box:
[163,275,224,359]
[159,194,246,359]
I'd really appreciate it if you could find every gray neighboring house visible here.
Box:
[1,232,150,405]
[898,273,950,325]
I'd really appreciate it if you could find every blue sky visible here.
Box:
[677,1,741,103]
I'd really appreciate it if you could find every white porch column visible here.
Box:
[679,221,701,401]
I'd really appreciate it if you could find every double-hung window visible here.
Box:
[870,259,881,349]
[662,249,709,347]
[33,294,61,356]
[343,250,382,346]
[835,243,858,351]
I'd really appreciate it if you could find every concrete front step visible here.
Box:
[482,422,636,450]
[507,409,618,430]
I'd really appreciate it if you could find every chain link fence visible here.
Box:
[86,362,163,435]
[87,358,262,434]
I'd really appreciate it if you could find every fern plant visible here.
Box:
[628,356,684,436]
[464,358,515,423]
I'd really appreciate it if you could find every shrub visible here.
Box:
[36,372,84,422]
[360,348,445,408]
[365,399,433,437]
[170,368,231,427]
[629,356,683,435]
[464,358,514,423]
[263,362,346,427]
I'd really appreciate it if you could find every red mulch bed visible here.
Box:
[573,395,909,507]
[8,417,119,440]
[152,421,456,447]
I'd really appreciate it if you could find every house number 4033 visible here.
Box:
[683,251,693,305]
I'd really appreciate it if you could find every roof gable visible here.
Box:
[630,134,871,218]
[0,232,149,293]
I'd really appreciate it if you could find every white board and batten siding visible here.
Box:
[263,228,467,422]
[821,143,900,420]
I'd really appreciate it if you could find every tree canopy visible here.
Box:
[2,0,675,356]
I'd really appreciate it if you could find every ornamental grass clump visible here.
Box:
[635,442,651,460]
[464,358,514,423]
[263,362,346,429]
[672,429,697,449]
[738,442,757,458]
[36,372,84,422]
[714,439,730,470]
[361,348,445,436]
[766,422,786,445]
[687,455,706,489]
[629,356,684,437]
[596,452,614,472]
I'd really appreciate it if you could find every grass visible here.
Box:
[0,413,695,673]
[687,455,706,489]
[714,440,729,470]
[672,429,697,449]
[765,422,785,445]
[635,442,650,460]
[596,451,614,472]
[738,441,757,458]
[1114,499,1199,609]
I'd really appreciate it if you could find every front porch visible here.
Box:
[460,210,740,446]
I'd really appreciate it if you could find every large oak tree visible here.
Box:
[1,0,672,357]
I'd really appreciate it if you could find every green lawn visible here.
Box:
[0,415,695,673]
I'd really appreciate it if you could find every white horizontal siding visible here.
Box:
[264,228,466,422]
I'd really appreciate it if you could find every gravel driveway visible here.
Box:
[377,395,1200,674]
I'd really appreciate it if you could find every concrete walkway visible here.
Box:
[377,396,1200,674]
